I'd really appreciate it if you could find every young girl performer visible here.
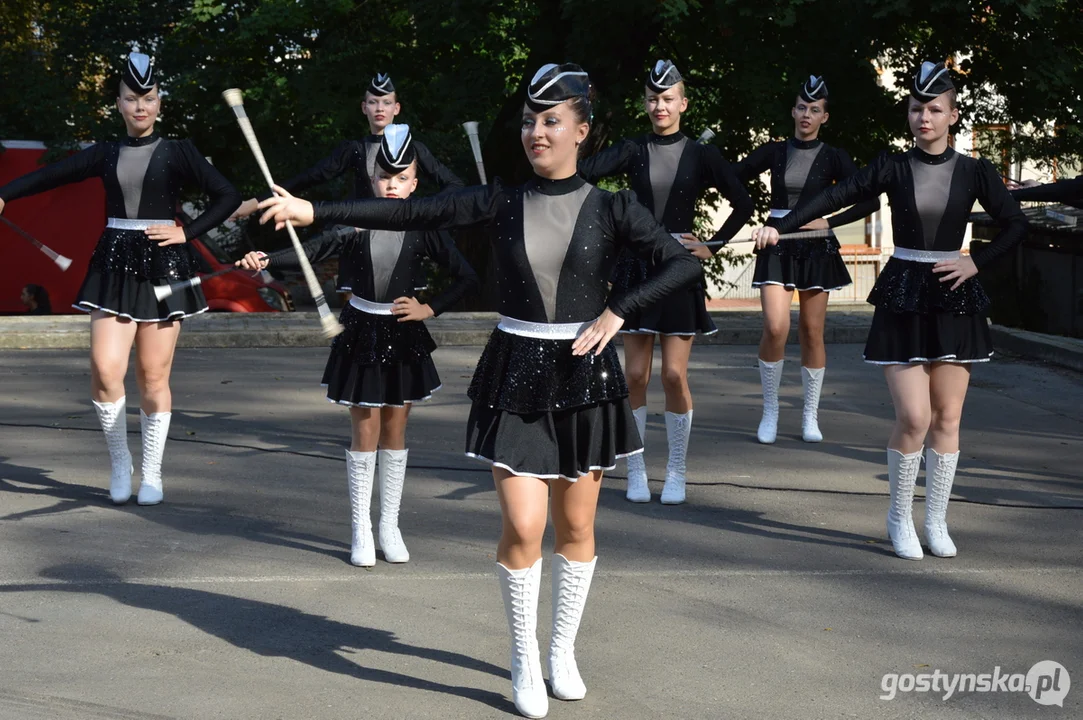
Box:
[237,126,477,566]
[231,73,462,219]
[736,75,880,444]
[753,62,1027,560]
[0,53,240,505]
[258,63,702,718]
[578,60,753,504]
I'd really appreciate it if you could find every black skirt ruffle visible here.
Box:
[610,251,716,336]
[468,329,628,414]
[465,398,643,481]
[321,304,441,407]
[751,236,853,292]
[863,307,993,364]
[75,270,207,322]
[867,257,990,315]
[89,227,199,282]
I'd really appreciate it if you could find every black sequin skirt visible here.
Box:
[465,327,641,480]
[751,235,852,292]
[611,252,716,336]
[74,228,207,321]
[321,303,441,407]
[863,257,993,364]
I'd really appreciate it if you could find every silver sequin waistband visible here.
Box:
[106,218,176,230]
[769,209,791,218]
[892,248,960,263]
[496,316,595,340]
[349,296,395,315]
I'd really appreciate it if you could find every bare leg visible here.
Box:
[623,334,655,410]
[494,469,550,569]
[132,319,182,505]
[883,363,932,560]
[349,406,382,453]
[758,284,792,362]
[550,471,603,562]
[923,362,971,558]
[89,312,138,503]
[797,289,830,442]
[377,405,412,562]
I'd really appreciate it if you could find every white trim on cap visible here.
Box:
[650,65,679,88]
[917,62,950,96]
[371,73,393,92]
[805,75,825,98]
[381,124,413,168]
[528,69,590,105]
[127,53,154,90]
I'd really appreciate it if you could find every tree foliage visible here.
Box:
[2,0,1080,300]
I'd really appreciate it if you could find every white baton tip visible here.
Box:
[320,314,345,339]
[222,88,244,107]
[55,255,73,272]
[153,284,174,302]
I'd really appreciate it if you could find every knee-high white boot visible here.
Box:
[625,406,650,503]
[886,448,923,560]
[93,397,133,505]
[137,410,171,506]
[924,448,960,558]
[801,366,825,443]
[377,448,410,563]
[548,554,597,701]
[345,449,377,567]
[660,410,692,505]
[497,559,547,719]
[757,359,784,444]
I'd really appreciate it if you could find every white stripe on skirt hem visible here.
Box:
[752,280,852,292]
[320,383,442,408]
[74,302,208,323]
[863,353,993,365]
[465,448,643,482]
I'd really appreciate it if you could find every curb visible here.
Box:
[989,325,1083,373]
[0,308,876,350]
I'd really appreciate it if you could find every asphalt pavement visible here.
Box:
[0,344,1080,719]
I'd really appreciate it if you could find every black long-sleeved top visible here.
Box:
[271,225,476,316]
[0,133,240,241]
[734,137,880,229]
[258,136,463,202]
[773,147,1027,270]
[578,132,753,250]
[1011,176,1083,209]
[312,174,703,324]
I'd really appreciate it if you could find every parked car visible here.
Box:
[1,140,292,314]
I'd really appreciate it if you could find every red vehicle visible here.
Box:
[1,140,292,314]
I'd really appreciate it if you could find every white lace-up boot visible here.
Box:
[660,410,692,504]
[887,448,924,560]
[345,449,377,567]
[625,406,650,503]
[377,448,410,563]
[137,410,171,505]
[93,397,132,504]
[548,554,597,701]
[497,559,547,718]
[801,366,825,443]
[757,359,784,444]
[924,448,960,558]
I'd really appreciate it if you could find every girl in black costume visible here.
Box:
[578,60,753,504]
[258,63,701,719]
[237,126,477,568]
[230,72,462,218]
[754,62,1027,561]
[735,75,880,444]
[0,53,240,506]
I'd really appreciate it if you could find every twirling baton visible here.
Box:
[154,226,357,301]
[0,216,73,271]
[696,128,716,145]
[222,88,343,338]
[682,228,834,248]
[462,121,488,184]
